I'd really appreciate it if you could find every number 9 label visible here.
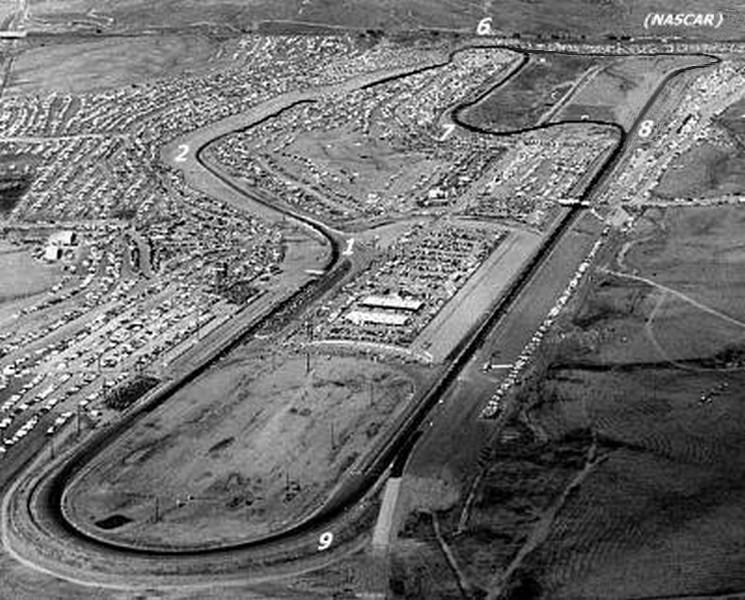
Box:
[317,531,334,551]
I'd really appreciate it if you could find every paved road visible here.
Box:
[0,42,725,594]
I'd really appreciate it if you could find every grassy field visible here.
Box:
[653,142,743,198]
[66,350,423,548]
[7,34,218,94]
[277,124,446,219]
[718,95,745,146]
[463,55,599,132]
[557,55,709,129]
[0,241,60,304]
[516,367,745,599]
[21,0,745,40]
[621,206,745,323]
[654,99,745,199]
[433,204,745,599]
[0,0,15,29]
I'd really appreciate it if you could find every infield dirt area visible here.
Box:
[65,349,425,548]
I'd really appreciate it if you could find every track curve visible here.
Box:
[2,42,723,587]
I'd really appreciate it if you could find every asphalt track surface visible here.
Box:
[1,41,724,586]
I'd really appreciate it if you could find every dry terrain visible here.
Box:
[463,54,599,132]
[20,0,745,40]
[7,34,219,94]
[275,124,449,222]
[0,4,742,599]
[0,240,60,304]
[66,350,424,548]
[396,204,745,599]
[557,55,710,128]
[654,98,745,199]
[719,95,745,146]
[654,141,745,199]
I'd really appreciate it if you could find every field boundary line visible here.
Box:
[603,267,745,330]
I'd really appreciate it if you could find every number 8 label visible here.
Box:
[317,531,334,551]
[638,120,654,138]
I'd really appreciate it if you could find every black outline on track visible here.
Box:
[9,43,723,573]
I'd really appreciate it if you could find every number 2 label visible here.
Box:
[174,144,189,162]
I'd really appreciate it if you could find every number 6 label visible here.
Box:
[317,531,334,551]
[476,17,493,36]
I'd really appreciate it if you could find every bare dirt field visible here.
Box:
[463,55,599,132]
[395,204,745,599]
[65,350,424,548]
[7,34,218,94]
[276,124,447,218]
[0,241,60,304]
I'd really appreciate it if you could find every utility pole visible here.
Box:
[154,496,160,523]
[97,353,104,397]
[305,320,312,374]
[369,379,374,408]
[331,422,335,451]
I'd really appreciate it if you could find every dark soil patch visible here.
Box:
[94,514,133,530]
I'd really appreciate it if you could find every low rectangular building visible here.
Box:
[359,294,423,312]
[44,245,62,261]
[345,310,408,326]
